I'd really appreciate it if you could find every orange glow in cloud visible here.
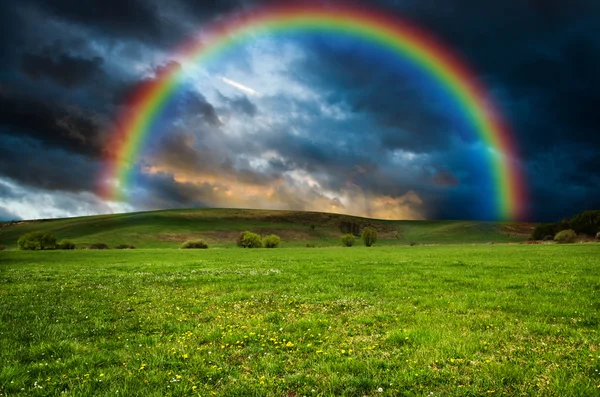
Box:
[144,162,424,220]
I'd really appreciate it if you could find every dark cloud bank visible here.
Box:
[0,0,598,221]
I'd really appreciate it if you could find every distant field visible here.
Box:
[0,208,534,249]
[1,245,599,396]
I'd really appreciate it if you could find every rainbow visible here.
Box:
[99,3,527,220]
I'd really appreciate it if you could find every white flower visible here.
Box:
[378,388,383,392]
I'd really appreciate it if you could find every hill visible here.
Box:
[0,208,534,249]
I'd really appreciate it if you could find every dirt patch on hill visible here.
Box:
[499,223,535,237]
[157,233,206,242]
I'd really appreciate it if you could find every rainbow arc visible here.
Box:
[99,3,527,221]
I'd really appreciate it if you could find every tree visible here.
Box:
[339,220,361,236]
[570,210,600,236]
[361,227,378,247]
[17,231,57,250]
[263,234,281,248]
[237,231,263,248]
[341,234,355,247]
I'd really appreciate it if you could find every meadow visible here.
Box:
[1,244,599,396]
[0,208,532,249]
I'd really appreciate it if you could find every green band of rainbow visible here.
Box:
[99,3,527,220]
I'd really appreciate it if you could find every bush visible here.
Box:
[88,243,110,250]
[341,234,355,247]
[542,235,554,241]
[17,231,57,250]
[531,223,559,240]
[57,240,75,250]
[554,229,577,244]
[361,227,378,247]
[237,231,262,248]
[115,244,136,249]
[181,239,208,249]
[0,245,5,251]
[571,210,600,236]
[263,234,281,248]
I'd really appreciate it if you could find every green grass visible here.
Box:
[0,208,533,249]
[1,244,599,396]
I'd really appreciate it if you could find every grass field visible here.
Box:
[0,208,533,249]
[1,244,599,396]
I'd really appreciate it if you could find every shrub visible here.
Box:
[115,244,136,249]
[57,240,75,250]
[0,245,5,251]
[263,234,281,248]
[361,227,378,247]
[237,231,262,248]
[181,239,208,249]
[554,229,577,244]
[571,210,600,236]
[17,231,57,250]
[340,234,355,247]
[531,223,559,240]
[542,235,554,241]
[88,243,110,250]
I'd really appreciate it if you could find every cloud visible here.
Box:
[0,0,599,221]
[0,177,125,220]
[24,0,164,43]
[432,170,459,187]
[0,134,100,193]
[133,166,426,220]
[0,89,107,158]
[20,52,104,88]
[0,205,20,221]
[182,91,222,127]
[220,77,259,96]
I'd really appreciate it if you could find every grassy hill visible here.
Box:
[0,208,534,249]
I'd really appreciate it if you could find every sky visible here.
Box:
[0,0,598,222]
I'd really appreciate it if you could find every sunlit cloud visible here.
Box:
[219,76,260,96]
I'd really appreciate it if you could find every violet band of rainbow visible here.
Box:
[99,4,528,221]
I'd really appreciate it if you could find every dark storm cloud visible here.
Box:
[0,134,99,193]
[281,0,600,220]
[20,52,104,88]
[182,91,223,127]
[0,0,598,221]
[131,172,211,209]
[0,90,107,158]
[290,37,466,154]
[22,0,163,43]
[13,0,257,50]
[432,170,459,187]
